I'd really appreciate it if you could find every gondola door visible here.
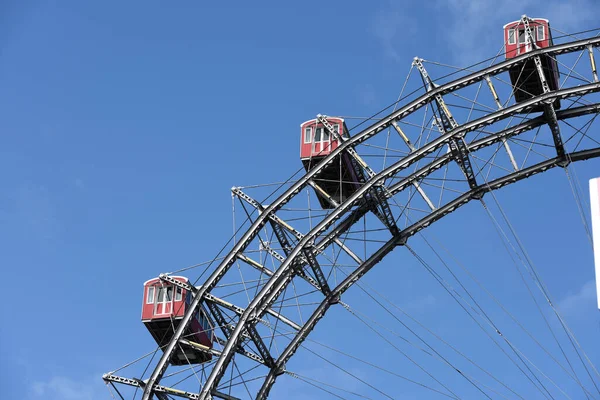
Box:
[315,125,331,155]
[155,286,173,316]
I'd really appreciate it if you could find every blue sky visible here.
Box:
[1,1,600,399]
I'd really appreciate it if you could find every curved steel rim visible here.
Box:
[141,37,600,399]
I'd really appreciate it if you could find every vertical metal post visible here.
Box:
[589,45,599,82]
[485,75,519,171]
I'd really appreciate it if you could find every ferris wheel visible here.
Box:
[103,16,600,400]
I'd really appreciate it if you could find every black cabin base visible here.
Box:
[143,318,212,365]
[302,153,364,209]
[509,55,561,113]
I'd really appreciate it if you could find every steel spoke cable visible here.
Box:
[286,371,374,400]
[218,372,268,391]
[465,149,600,397]
[304,338,473,399]
[338,199,557,400]
[406,244,559,399]
[382,157,563,400]
[383,64,415,170]
[341,302,513,399]
[407,242,570,398]
[286,372,350,400]
[480,197,600,396]
[557,50,589,89]
[340,302,465,399]
[564,164,593,245]
[348,276,528,400]
[483,144,504,182]
[416,229,597,399]
[477,172,600,382]
[144,43,600,400]
[267,281,289,354]
[302,345,396,400]
[562,117,600,148]
[565,166,594,245]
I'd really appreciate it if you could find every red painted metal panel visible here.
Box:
[505,19,551,59]
[300,117,344,159]
[141,276,189,321]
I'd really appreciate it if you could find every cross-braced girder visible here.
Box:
[101,36,600,400]
[414,57,481,194]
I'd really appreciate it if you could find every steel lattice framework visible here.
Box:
[104,34,600,400]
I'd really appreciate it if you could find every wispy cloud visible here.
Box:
[369,1,418,63]
[438,0,600,65]
[370,0,599,68]
[355,83,378,107]
[31,376,105,400]
[403,294,436,314]
[558,279,596,316]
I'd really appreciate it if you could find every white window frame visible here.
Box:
[508,29,516,45]
[175,287,182,301]
[304,127,313,144]
[314,127,322,142]
[147,287,155,304]
[518,29,526,44]
[331,124,339,139]
[537,25,545,41]
[321,127,330,142]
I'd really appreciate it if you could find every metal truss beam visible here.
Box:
[104,374,242,400]
[256,147,600,399]
[159,273,299,332]
[318,114,403,232]
[199,85,600,399]
[269,215,332,296]
[258,242,322,290]
[103,374,201,400]
[544,104,568,165]
[234,185,361,262]
[234,187,359,294]
[205,302,265,365]
[213,336,264,365]
[244,323,275,368]
[206,300,234,340]
[521,16,568,165]
[414,58,480,194]
[138,40,600,398]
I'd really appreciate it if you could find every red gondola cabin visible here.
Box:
[300,117,365,209]
[504,16,560,111]
[142,276,214,365]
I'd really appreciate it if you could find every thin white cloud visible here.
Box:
[355,83,378,107]
[369,1,418,63]
[31,375,105,400]
[370,0,600,67]
[439,0,600,65]
[558,279,596,316]
[403,294,436,314]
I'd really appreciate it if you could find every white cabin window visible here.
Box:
[322,127,330,141]
[314,127,322,142]
[518,29,526,44]
[147,287,155,304]
[331,124,339,138]
[304,127,312,144]
[175,287,182,301]
[157,286,173,302]
[508,29,516,45]
[537,25,545,41]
